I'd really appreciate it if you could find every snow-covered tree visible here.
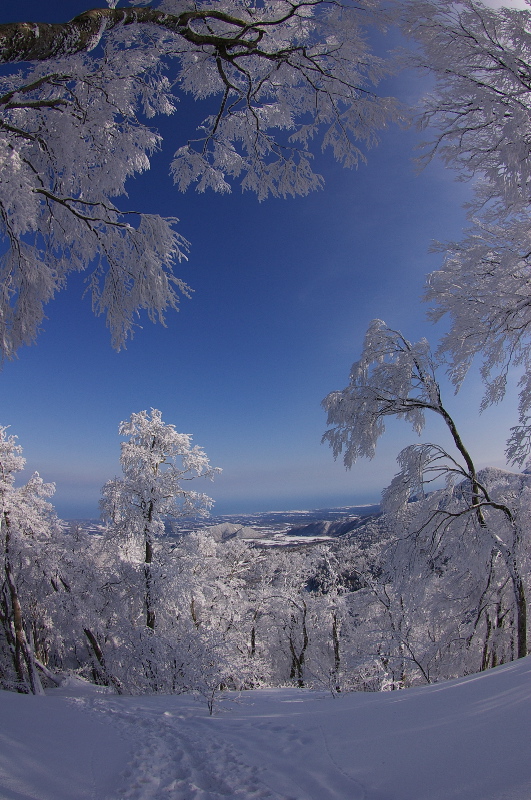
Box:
[322,320,528,659]
[161,531,270,705]
[400,1,531,463]
[425,212,531,468]
[0,0,399,359]
[372,494,518,682]
[402,0,531,201]
[321,320,480,502]
[101,408,220,632]
[0,426,63,694]
[44,524,130,693]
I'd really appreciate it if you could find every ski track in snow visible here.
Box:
[75,694,275,800]
[214,715,366,800]
[73,694,366,800]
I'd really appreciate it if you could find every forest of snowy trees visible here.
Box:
[2,410,530,702]
[2,0,531,701]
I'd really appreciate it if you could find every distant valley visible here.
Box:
[67,504,381,545]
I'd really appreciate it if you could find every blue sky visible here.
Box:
[0,0,524,518]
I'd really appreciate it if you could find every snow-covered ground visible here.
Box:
[1,657,531,800]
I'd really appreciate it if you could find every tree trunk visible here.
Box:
[144,501,156,630]
[288,601,308,688]
[513,571,527,659]
[2,511,43,694]
[83,627,123,693]
[331,610,341,693]
[489,529,527,660]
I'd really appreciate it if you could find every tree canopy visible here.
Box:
[403,0,531,464]
[0,0,399,358]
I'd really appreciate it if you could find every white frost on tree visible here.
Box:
[322,320,529,659]
[0,426,62,694]
[425,213,531,467]
[100,408,220,631]
[0,1,400,358]
[402,0,531,200]
[401,0,531,464]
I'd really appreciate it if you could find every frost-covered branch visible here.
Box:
[402,0,531,198]
[0,0,400,357]
[100,409,221,632]
[0,4,328,64]
[0,426,63,693]
[322,320,479,497]
[401,1,531,465]
[426,210,531,467]
[322,321,529,658]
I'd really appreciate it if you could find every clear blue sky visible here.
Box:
[0,0,523,518]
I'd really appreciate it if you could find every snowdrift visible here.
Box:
[1,657,531,800]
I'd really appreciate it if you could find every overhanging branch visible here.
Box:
[0,4,324,64]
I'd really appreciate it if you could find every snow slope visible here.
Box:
[1,658,531,800]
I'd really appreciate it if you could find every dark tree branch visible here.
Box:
[0,4,324,64]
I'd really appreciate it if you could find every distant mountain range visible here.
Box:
[171,504,381,540]
[67,504,382,545]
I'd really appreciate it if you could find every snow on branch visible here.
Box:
[322,320,442,468]
[0,0,400,357]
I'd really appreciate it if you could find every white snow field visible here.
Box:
[1,657,531,800]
